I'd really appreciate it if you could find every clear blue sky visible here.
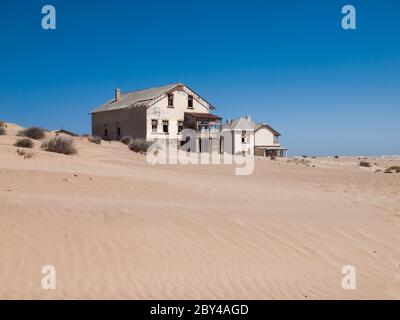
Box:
[0,0,399,156]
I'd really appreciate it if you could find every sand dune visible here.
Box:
[0,123,400,299]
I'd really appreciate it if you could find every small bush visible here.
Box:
[14,138,33,148]
[129,138,152,153]
[16,149,33,159]
[120,136,132,145]
[287,158,311,167]
[384,166,400,174]
[88,136,101,144]
[359,161,371,168]
[302,155,308,158]
[41,136,76,155]
[0,127,5,135]
[334,155,339,159]
[0,120,6,128]
[18,127,45,140]
[299,158,311,166]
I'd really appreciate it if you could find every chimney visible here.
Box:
[115,88,121,102]
[245,115,251,121]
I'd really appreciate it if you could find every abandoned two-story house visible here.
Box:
[90,83,287,157]
[91,83,222,152]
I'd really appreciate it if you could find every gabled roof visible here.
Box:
[91,83,214,113]
[255,123,281,136]
[222,117,256,131]
[52,128,78,136]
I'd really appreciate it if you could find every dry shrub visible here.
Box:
[288,158,311,167]
[359,161,371,168]
[88,136,101,144]
[120,136,132,145]
[0,127,5,135]
[129,138,152,153]
[41,136,76,155]
[0,120,6,128]
[384,166,400,174]
[18,127,45,140]
[14,138,34,148]
[16,149,34,159]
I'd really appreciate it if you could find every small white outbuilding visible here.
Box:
[221,116,287,157]
[254,123,288,157]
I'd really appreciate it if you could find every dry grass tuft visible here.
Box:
[17,127,45,140]
[41,136,77,155]
[129,139,152,154]
[120,136,132,145]
[16,149,34,159]
[359,161,371,168]
[88,136,101,144]
[384,166,400,174]
[287,158,311,167]
[14,138,34,148]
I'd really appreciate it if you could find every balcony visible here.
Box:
[184,112,222,136]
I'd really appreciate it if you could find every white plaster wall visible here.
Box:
[255,128,278,146]
[232,130,254,155]
[146,88,210,140]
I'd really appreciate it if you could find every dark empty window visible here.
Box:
[168,94,174,107]
[241,130,246,143]
[163,120,169,133]
[104,124,108,137]
[152,120,158,133]
[188,95,194,108]
[178,120,183,133]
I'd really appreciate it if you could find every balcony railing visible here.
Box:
[194,121,222,133]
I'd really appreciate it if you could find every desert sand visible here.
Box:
[0,123,399,299]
